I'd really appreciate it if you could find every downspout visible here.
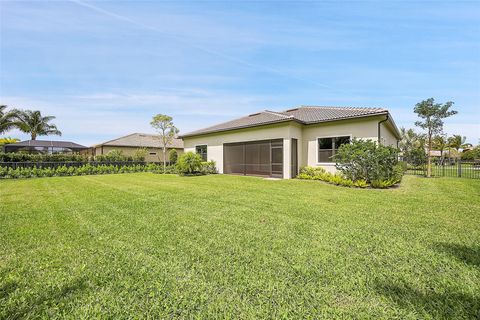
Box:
[378,114,389,145]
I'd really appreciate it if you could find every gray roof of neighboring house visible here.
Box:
[4,140,88,149]
[181,106,396,138]
[93,133,184,149]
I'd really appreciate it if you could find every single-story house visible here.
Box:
[180,106,400,179]
[92,133,184,162]
[3,140,88,154]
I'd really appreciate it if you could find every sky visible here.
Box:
[0,0,479,146]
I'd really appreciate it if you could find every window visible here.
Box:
[195,145,208,161]
[149,152,157,155]
[318,136,350,163]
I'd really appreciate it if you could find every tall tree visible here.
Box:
[0,105,20,135]
[414,98,457,177]
[448,134,472,152]
[14,110,61,140]
[150,114,179,173]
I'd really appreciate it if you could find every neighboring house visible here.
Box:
[3,140,88,154]
[92,133,184,162]
[180,106,400,179]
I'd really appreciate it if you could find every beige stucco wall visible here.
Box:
[183,122,303,178]
[183,116,399,178]
[302,116,398,173]
[379,121,399,147]
[95,146,183,162]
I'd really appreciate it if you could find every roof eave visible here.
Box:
[179,118,303,139]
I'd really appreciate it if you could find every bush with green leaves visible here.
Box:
[461,146,480,161]
[0,152,88,162]
[201,161,218,175]
[297,165,398,189]
[95,149,134,162]
[403,147,427,167]
[169,149,178,164]
[176,152,203,175]
[297,167,364,188]
[0,163,172,179]
[333,139,402,183]
[133,148,148,162]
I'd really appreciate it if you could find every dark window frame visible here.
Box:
[317,136,351,163]
[195,145,208,161]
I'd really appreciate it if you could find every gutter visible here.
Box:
[378,114,389,144]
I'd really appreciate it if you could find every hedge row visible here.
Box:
[0,161,218,179]
[0,152,145,163]
[297,167,401,189]
[0,152,88,162]
[0,163,175,179]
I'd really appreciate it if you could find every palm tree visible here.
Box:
[14,110,62,140]
[448,135,472,152]
[432,135,448,164]
[399,128,425,153]
[0,105,20,135]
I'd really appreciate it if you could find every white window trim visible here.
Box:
[316,134,352,165]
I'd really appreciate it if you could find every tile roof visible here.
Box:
[5,140,88,149]
[181,106,389,137]
[93,133,184,149]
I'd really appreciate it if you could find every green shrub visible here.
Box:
[0,152,88,162]
[133,148,148,162]
[403,147,427,167]
[299,166,326,177]
[201,161,218,175]
[334,139,401,183]
[353,179,369,188]
[169,149,178,164]
[297,165,399,189]
[370,179,397,189]
[461,146,480,161]
[0,162,178,179]
[104,150,125,162]
[176,152,203,175]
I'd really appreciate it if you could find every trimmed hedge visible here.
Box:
[297,166,400,189]
[0,152,88,162]
[0,161,217,179]
[0,163,172,179]
[0,149,146,163]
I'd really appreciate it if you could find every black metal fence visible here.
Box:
[406,160,480,179]
[0,161,170,169]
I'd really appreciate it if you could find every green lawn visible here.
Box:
[1,174,479,319]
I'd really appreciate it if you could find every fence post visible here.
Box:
[458,160,462,177]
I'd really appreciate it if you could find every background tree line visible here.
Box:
[400,98,479,177]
